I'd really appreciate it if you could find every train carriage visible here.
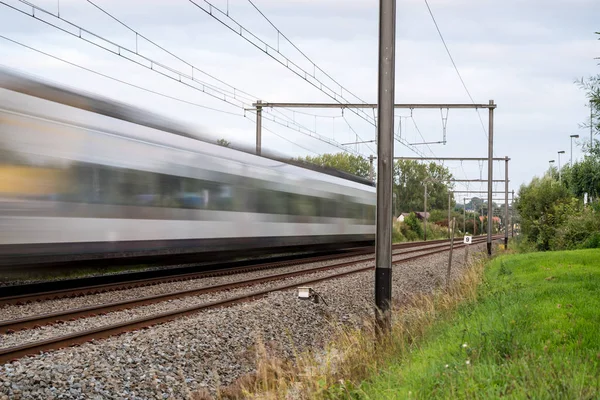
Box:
[0,69,376,267]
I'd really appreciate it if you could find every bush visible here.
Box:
[553,208,600,250]
[392,222,406,243]
[580,232,600,249]
[404,212,423,238]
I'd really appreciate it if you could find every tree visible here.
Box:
[515,176,573,250]
[216,138,231,147]
[393,160,454,214]
[300,153,371,179]
[566,143,600,200]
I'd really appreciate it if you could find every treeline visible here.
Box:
[299,153,507,242]
[516,45,600,251]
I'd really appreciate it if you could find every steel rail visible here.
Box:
[0,237,501,364]
[0,238,490,333]
[0,237,472,306]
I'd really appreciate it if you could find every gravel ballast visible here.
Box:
[0,243,487,399]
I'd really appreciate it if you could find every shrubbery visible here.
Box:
[515,172,600,251]
[392,212,451,243]
[403,212,423,238]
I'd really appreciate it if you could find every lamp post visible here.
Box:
[558,151,565,183]
[570,134,579,166]
[548,159,555,177]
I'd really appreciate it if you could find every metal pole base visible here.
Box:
[504,238,508,248]
[375,268,392,334]
[487,242,492,256]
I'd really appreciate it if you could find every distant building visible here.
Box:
[415,212,430,221]
[479,216,501,224]
[396,212,411,222]
[397,212,429,222]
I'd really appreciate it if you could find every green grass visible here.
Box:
[353,249,600,399]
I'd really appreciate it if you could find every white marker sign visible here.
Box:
[463,235,472,244]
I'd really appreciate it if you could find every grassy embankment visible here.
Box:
[355,248,600,399]
[237,248,600,399]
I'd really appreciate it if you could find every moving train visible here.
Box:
[0,68,376,267]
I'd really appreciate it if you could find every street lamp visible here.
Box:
[557,151,565,182]
[570,134,579,166]
[548,159,555,177]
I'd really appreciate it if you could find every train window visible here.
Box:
[366,204,376,223]
[255,188,289,215]
[320,198,337,218]
[287,192,309,217]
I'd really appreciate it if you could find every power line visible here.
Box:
[0,34,243,117]
[3,0,358,154]
[186,0,377,128]
[95,0,341,126]
[245,0,372,115]
[257,119,320,155]
[1,34,328,156]
[92,0,344,139]
[187,0,377,154]
[0,34,334,156]
[409,115,436,156]
[423,0,488,139]
[3,0,248,107]
[85,0,372,153]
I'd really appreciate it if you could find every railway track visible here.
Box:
[0,236,469,305]
[0,235,500,364]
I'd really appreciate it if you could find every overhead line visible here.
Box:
[1,34,335,156]
[0,35,242,117]
[3,0,359,155]
[423,0,489,139]
[242,0,433,159]
[185,0,377,128]
[188,0,377,154]
[245,0,371,111]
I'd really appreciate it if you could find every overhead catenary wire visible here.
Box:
[0,35,350,156]
[185,0,415,157]
[246,114,320,155]
[423,0,489,140]
[0,35,244,117]
[186,0,376,127]
[85,0,340,130]
[88,0,345,128]
[3,0,360,155]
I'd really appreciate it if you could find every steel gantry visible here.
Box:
[250,38,498,333]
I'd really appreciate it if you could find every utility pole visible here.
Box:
[463,197,466,234]
[504,156,509,248]
[480,205,484,235]
[424,184,428,241]
[473,206,477,235]
[374,0,396,333]
[592,100,594,149]
[446,217,456,290]
[369,154,374,182]
[511,190,515,238]
[487,100,495,256]
[255,100,262,155]
[448,191,452,239]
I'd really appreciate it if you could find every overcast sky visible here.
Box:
[1,0,599,198]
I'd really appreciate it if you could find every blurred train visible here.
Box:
[0,68,376,267]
